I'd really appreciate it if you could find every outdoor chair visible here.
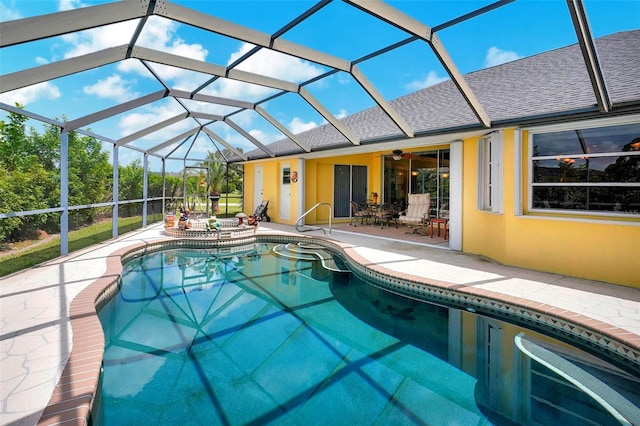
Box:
[374,202,399,229]
[398,193,430,230]
[350,200,371,226]
[252,200,271,222]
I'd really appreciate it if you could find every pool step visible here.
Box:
[272,243,350,273]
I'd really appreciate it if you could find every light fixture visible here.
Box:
[392,149,403,161]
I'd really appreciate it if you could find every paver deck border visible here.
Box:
[37,234,640,425]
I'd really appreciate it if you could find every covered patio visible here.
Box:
[332,219,450,248]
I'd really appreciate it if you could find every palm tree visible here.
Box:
[200,151,227,214]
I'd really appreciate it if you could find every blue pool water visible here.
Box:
[95,243,638,425]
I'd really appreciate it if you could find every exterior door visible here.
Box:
[254,165,263,211]
[280,163,291,220]
[334,165,367,218]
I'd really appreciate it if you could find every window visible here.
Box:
[529,121,640,215]
[282,167,291,185]
[478,133,503,213]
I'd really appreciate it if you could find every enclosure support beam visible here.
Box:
[60,131,69,256]
[566,0,611,112]
[143,153,149,227]
[183,160,187,209]
[162,159,166,217]
[225,163,230,217]
[206,166,211,218]
[112,146,119,239]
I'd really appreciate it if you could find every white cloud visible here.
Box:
[73,21,324,148]
[337,73,352,85]
[204,43,324,102]
[248,129,268,141]
[335,109,348,119]
[60,16,208,84]
[288,117,318,134]
[116,17,209,88]
[117,102,186,138]
[222,132,257,152]
[58,15,211,99]
[83,74,139,102]
[232,44,322,82]
[0,82,61,106]
[485,46,522,67]
[58,0,87,11]
[0,0,22,20]
[406,70,448,91]
[206,77,277,103]
[62,20,138,58]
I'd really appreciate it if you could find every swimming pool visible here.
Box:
[95,242,639,425]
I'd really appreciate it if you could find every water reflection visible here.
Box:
[97,244,639,425]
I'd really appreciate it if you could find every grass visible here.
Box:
[180,204,243,217]
[0,202,245,278]
[0,216,145,278]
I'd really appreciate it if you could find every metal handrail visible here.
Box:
[295,202,332,235]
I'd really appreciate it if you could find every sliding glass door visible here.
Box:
[334,164,368,218]
[383,149,450,217]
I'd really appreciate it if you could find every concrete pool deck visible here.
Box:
[1,222,639,425]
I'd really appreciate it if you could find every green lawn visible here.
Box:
[0,217,145,277]
[169,195,244,217]
[0,195,246,278]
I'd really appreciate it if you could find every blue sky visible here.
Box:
[1,0,639,169]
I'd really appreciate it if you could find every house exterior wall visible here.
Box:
[243,128,638,288]
[244,161,298,223]
[306,153,380,223]
[463,129,639,288]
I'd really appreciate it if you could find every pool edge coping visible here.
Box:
[36,234,640,425]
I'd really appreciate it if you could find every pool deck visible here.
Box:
[1,222,639,425]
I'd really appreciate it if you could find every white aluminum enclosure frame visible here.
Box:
[0,0,614,256]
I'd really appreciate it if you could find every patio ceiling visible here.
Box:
[0,0,620,164]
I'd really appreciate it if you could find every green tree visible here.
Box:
[0,107,30,171]
[69,132,111,225]
[200,149,244,194]
[0,108,113,240]
[117,160,146,217]
[197,149,244,214]
[35,122,112,226]
[0,109,58,239]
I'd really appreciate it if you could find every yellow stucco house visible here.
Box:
[239,30,640,288]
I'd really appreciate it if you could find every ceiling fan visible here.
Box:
[391,149,415,160]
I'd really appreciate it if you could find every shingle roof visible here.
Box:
[242,30,640,161]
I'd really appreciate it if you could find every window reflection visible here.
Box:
[534,124,640,156]
[383,149,449,216]
[531,123,640,215]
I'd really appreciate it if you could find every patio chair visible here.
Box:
[373,202,399,229]
[350,200,371,226]
[398,193,430,230]
[252,200,271,222]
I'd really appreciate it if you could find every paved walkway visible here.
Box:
[1,223,639,425]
